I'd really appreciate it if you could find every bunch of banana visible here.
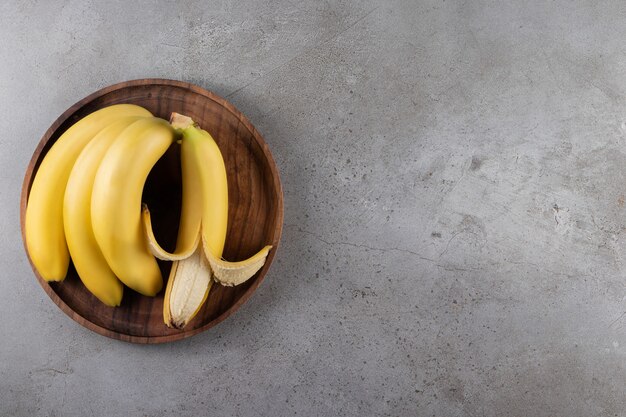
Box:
[26,105,176,305]
[26,105,271,327]
[25,104,152,283]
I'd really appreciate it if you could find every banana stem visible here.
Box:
[170,113,195,129]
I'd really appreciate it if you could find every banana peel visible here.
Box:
[202,236,272,287]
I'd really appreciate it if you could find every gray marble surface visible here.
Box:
[2,1,626,416]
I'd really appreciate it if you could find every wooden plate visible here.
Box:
[20,79,283,343]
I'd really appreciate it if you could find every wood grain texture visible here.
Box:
[20,79,283,344]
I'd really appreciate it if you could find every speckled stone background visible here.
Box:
[2,1,626,416]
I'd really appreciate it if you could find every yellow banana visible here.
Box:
[91,117,175,296]
[145,114,271,328]
[63,117,146,306]
[25,104,152,281]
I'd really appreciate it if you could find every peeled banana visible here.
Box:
[144,114,271,328]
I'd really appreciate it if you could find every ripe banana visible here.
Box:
[25,104,152,281]
[145,114,271,328]
[63,117,146,306]
[91,117,175,296]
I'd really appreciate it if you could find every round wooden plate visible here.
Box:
[20,79,283,343]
